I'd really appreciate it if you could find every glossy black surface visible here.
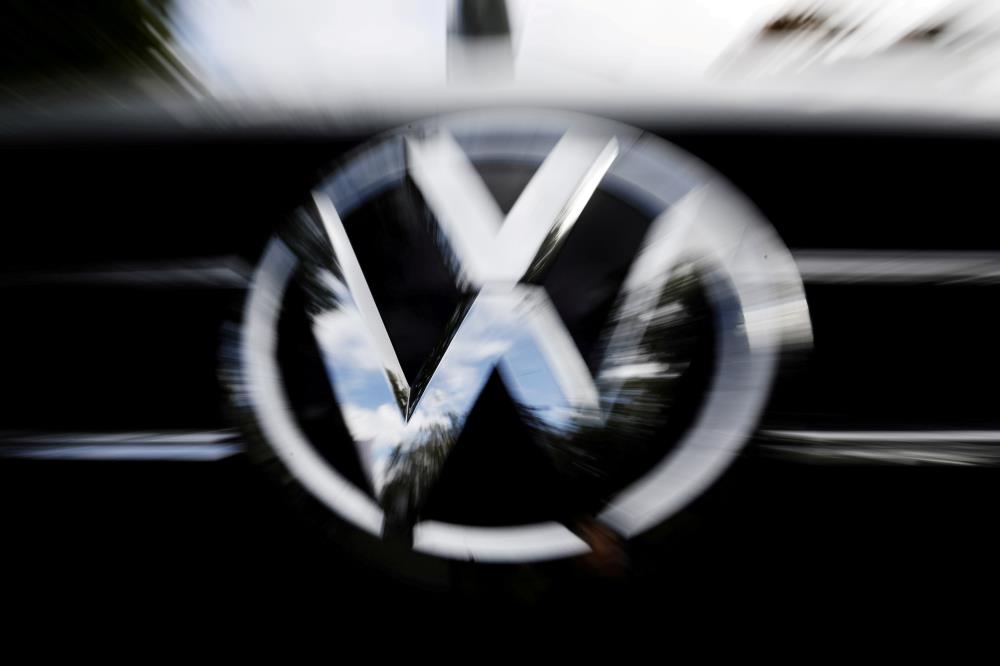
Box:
[2,124,999,617]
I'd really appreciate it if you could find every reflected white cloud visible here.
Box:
[238,110,811,560]
[308,126,730,527]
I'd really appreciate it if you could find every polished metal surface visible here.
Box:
[8,249,1000,290]
[0,256,252,288]
[0,430,243,460]
[792,250,1000,285]
[238,110,811,562]
[759,429,1000,466]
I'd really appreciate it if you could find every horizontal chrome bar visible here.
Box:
[4,426,1000,467]
[3,251,1000,290]
[758,429,1000,466]
[0,257,252,288]
[0,430,245,461]
[792,250,1000,285]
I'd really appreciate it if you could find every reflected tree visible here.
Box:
[0,0,193,102]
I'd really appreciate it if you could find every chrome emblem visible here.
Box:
[238,111,810,562]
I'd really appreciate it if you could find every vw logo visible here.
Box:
[235,111,810,563]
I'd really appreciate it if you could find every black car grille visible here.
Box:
[2,126,997,447]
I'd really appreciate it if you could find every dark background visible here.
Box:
[1,124,999,623]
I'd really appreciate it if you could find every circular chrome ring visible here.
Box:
[240,110,811,562]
